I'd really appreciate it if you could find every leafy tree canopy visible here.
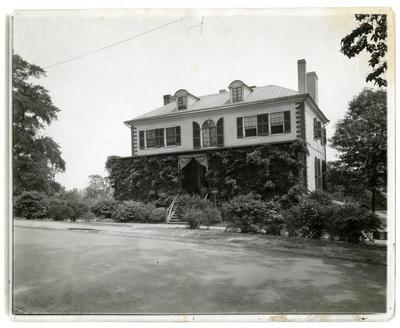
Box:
[330,88,387,211]
[13,54,66,195]
[83,174,113,206]
[341,14,387,87]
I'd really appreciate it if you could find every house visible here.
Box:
[124,59,329,195]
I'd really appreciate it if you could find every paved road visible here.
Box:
[13,227,386,315]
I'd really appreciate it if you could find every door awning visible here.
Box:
[178,153,208,171]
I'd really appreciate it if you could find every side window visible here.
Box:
[236,117,243,138]
[139,131,145,149]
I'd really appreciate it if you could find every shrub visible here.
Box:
[14,191,48,220]
[148,207,166,223]
[68,201,89,221]
[175,194,221,225]
[261,201,284,235]
[221,193,270,233]
[48,204,75,221]
[183,209,207,229]
[111,201,154,222]
[323,204,381,243]
[280,184,307,209]
[307,190,333,206]
[91,199,117,219]
[81,211,96,222]
[283,199,324,239]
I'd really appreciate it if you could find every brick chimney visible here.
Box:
[306,72,318,105]
[297,59,307,94]
[163,94,174,105]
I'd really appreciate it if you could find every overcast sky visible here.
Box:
[13,8,375,190]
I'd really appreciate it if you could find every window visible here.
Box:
[314,118,322,139]
[177,96,187,110]
[155,128,164,147]
[146,128,164,148]
[284,111,291,133]
[237,117,243,138]
[314,157,322,190]
[232,87,243,102]
[193,122,201,149]
[257,114,269,136]
[166,126,181,146]
[139,131,145,149]
[270,112,285,134]
[146,130,156,148]
[216,118,224,147]
[244,116,257,137]
[202,119,217,147]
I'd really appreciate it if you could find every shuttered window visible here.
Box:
[193,122,201,149]
[270,112,284,134]
[257,114,269,136]
[244,116,257,137]
[146,129,164,148]
[284,111,291,133]
[237,117,243,138]
[202,120,217,147]
[166,126,181,146]
[139,131,145,149]
[217,118,224,147]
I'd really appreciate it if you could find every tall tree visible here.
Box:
[83,175,113,206]
[330,89,387,211]
[340,14,387,87]
[13,54,65,195]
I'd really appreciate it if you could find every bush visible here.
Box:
[175,194,222,225]
[148,207,166,223]
[111,201,154,222]
[261,201,284,235]
[68,201,89,221]
[221,193,272,233]
[48,204,75,221]
[280,184,307,209]
[183,209,207,229]
[283,199,324,239]
[308,190,333,206]
[14,191,48,220]
[81,211,96,222]
[323,204,381,243]
[91,199,117,219]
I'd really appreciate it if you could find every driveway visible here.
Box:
[13,226,386,315]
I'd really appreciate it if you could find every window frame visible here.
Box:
[202,119,217,148]
[166,126,181,147]
[232,86,243,102]
[177,96,187,110]
[270,112,285,135]
[244,115,258,137]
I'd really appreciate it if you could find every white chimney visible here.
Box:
[306,72,318,105]
[297,59,307,94]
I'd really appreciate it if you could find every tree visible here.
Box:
[340,14,387,87]
[83,175,113,206]
[13,54,65,195]
[330,89,387,211]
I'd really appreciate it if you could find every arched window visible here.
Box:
[202,119,217,147]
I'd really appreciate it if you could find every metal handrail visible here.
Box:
[165,193,179,223]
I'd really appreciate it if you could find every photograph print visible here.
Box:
[9,8,394,319]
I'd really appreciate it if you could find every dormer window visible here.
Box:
[232,87,243,102]
[177,96,187,110]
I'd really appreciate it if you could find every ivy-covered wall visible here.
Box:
[106,139,308,203]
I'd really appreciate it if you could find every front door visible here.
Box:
[181,158,207,195]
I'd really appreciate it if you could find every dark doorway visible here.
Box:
[181,158,207,195]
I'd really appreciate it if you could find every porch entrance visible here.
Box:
[179,154,208,195]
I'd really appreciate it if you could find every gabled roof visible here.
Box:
[127,85,299,122]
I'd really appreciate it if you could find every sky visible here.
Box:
[13,8,376,190]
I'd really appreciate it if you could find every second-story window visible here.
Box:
[177,96,187,110]
[270,112,285,134]
[232,87,243,102]
[146,128,164,148]
[202,119,217,147]
[166,126,181,146]
[244,116,257,137]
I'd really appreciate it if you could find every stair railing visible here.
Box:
[165,193,179,223]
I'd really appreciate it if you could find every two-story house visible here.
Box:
[124,59,329,194]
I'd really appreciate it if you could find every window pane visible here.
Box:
[178,96,187,110]
[146,130,156,148]
[270,112,284,134]
[244,116,257,137]
[166,127,176,146]
[232,87,243,102]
